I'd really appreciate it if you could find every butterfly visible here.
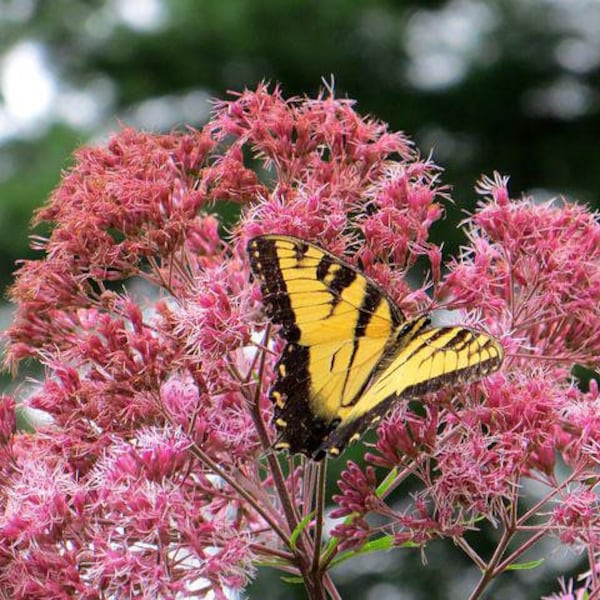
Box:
[247,234,503,460]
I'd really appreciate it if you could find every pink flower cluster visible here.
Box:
[1,85,599,598]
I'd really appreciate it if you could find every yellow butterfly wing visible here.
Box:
[247,234,403,455]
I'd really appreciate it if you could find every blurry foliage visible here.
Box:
[0,125,77,291]
[0,0,598,597]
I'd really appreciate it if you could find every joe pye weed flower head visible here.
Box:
[0,83,599,599]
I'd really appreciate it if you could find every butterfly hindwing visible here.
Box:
[248,234,403,455]
[316,325,504,458]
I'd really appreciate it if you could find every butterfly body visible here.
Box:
[247,234,503,460]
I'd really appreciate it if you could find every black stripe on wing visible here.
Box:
[315,253,357,313]
[313,393,399,461]
[248,236,301,342]
[338,285,386,404]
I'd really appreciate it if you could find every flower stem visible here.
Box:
[311,459,327,574]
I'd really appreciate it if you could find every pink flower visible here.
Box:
[171,262,253,359]
[331,462,379,519]
[368,401,438,467]
[441,172,600,364]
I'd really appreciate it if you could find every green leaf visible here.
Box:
[290,511,314,551]
[375,467,398,497]
[505,559,544,571]
[280,575,305,584]
[254,557,295,569]
[329,535,399,569]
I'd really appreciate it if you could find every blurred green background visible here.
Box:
[1,0,597,598]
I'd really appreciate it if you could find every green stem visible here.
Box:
[312,459,327,574]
